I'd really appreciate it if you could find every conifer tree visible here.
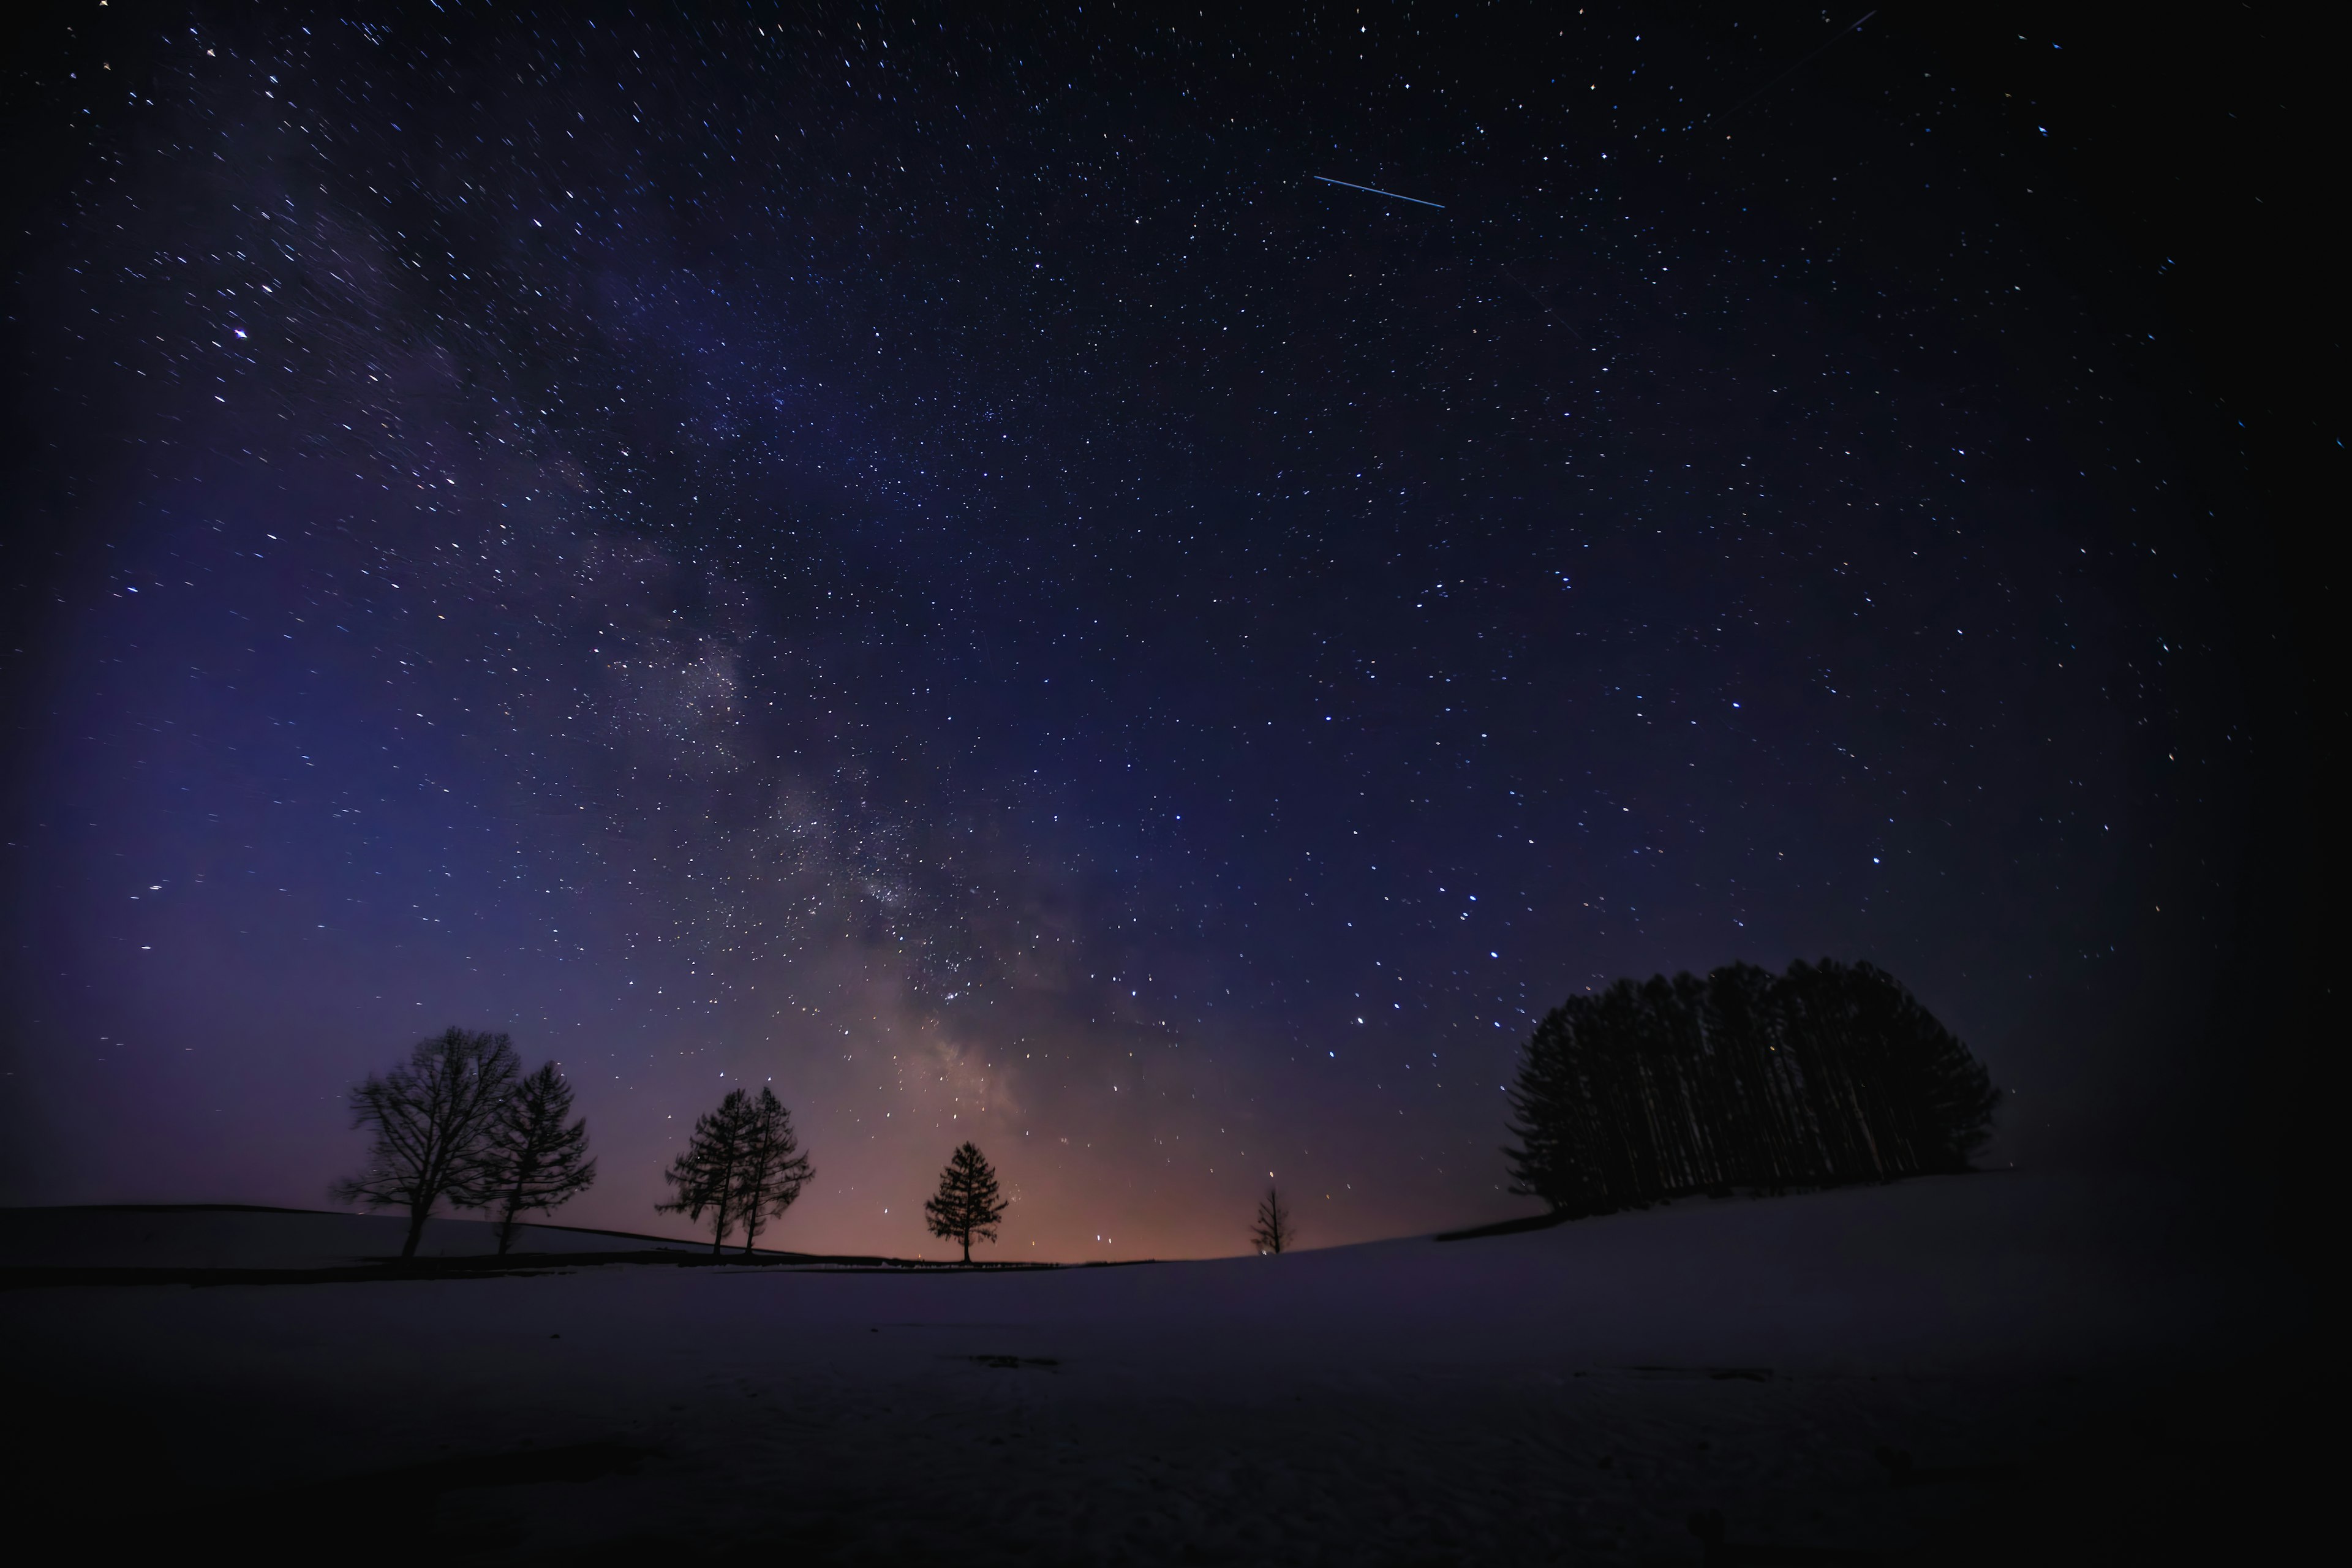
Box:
[332,1027,521,1259]
[1251,1185,1294,1255]
[657,1087,756,1254]
[923,1140,1008,1264]
[1504,1005,1591,1213]
[730,1086,814,1256]
[477,1060,598,1255]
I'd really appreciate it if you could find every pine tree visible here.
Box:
[477,1060,597,1255]
[657,1088,756,1254]
[923,1141,1008,1264]
[332,1027,521,1259]
[1505,1005,1590,1213]
[1845,960,2001,1170]
[1251,1185,1294,1254]
[730,1087,814,1256]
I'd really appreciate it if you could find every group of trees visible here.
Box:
[333,1027,596,1259]
[342,955,1975,1264]
[656,1085,815,1255]
[337,1030,1012,1262]
[1504,957,2000,1217]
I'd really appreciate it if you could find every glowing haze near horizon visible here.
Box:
[2,4,2239,1259]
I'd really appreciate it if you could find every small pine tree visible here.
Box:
[923,1141,1008,1264]
[478,1060,597,1255]
[657,1087,755,1254]
[731,1087,814,1256]
[1251,1185,1294,1255]
[332,1027,520,1259]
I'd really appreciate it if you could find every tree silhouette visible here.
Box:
[923,1141,1008,1264]
[1505,958,2000,1217]
[1251,1185,1294,1255]
[730,1087,814,1256]
[1504,1005,1588,1214]
[477,1060,597,1255]
[657,1087,756,1254]
[332,1027,520,1259]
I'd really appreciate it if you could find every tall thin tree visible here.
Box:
[731,1086,814,1256]
[1252,1185,1294,1255]
[332,1027,521,1259]
[477,1060,598,1255]
[657,1087,755,1254]
[1505,1005,1589,1213]
[923,1141,1008,1264]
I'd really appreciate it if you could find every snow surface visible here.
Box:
[0,1204,709,1270]
[0,1173,2307,1564]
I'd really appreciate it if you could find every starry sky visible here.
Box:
[0,2,2309,1259]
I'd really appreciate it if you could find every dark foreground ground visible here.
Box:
[1,1177,2318,1565]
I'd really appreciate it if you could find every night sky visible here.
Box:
[1,3,2312,1259]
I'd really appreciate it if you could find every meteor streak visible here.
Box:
[1312,175,1444,209]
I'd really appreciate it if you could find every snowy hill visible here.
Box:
[0,1203,712,1270]
[0,1173,2309,1564]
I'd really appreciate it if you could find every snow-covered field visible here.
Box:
[0,1174,2312,1564]
[0,1204,708,1270]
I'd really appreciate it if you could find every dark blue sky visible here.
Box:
[1,3,2274,1257]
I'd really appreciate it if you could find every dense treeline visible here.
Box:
[1506,959,2000,1217]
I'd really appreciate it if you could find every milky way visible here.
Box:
[2,5,2240,1257]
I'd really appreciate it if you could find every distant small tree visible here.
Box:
[658,1088,756,1254]
[1252,1185,1294,1256]
[477,1060,597,1255]
[332,1027,521,1259]
[731,1086,814,1256]
[924,1141,1008,1264]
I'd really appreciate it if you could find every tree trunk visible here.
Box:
[402,1202,429,1259]
[499,1153,538,1257]
[961,1235,971,1264]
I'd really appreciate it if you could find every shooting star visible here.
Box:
[1313,175,1445,209]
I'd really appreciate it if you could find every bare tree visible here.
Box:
[1252,1185,1294,1255]
[731,1086,814,1256]
[923,1141,1008,1264]
[478,1060,598,1255]
[333,1027,520,1259]
[657,1087,754,1254]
